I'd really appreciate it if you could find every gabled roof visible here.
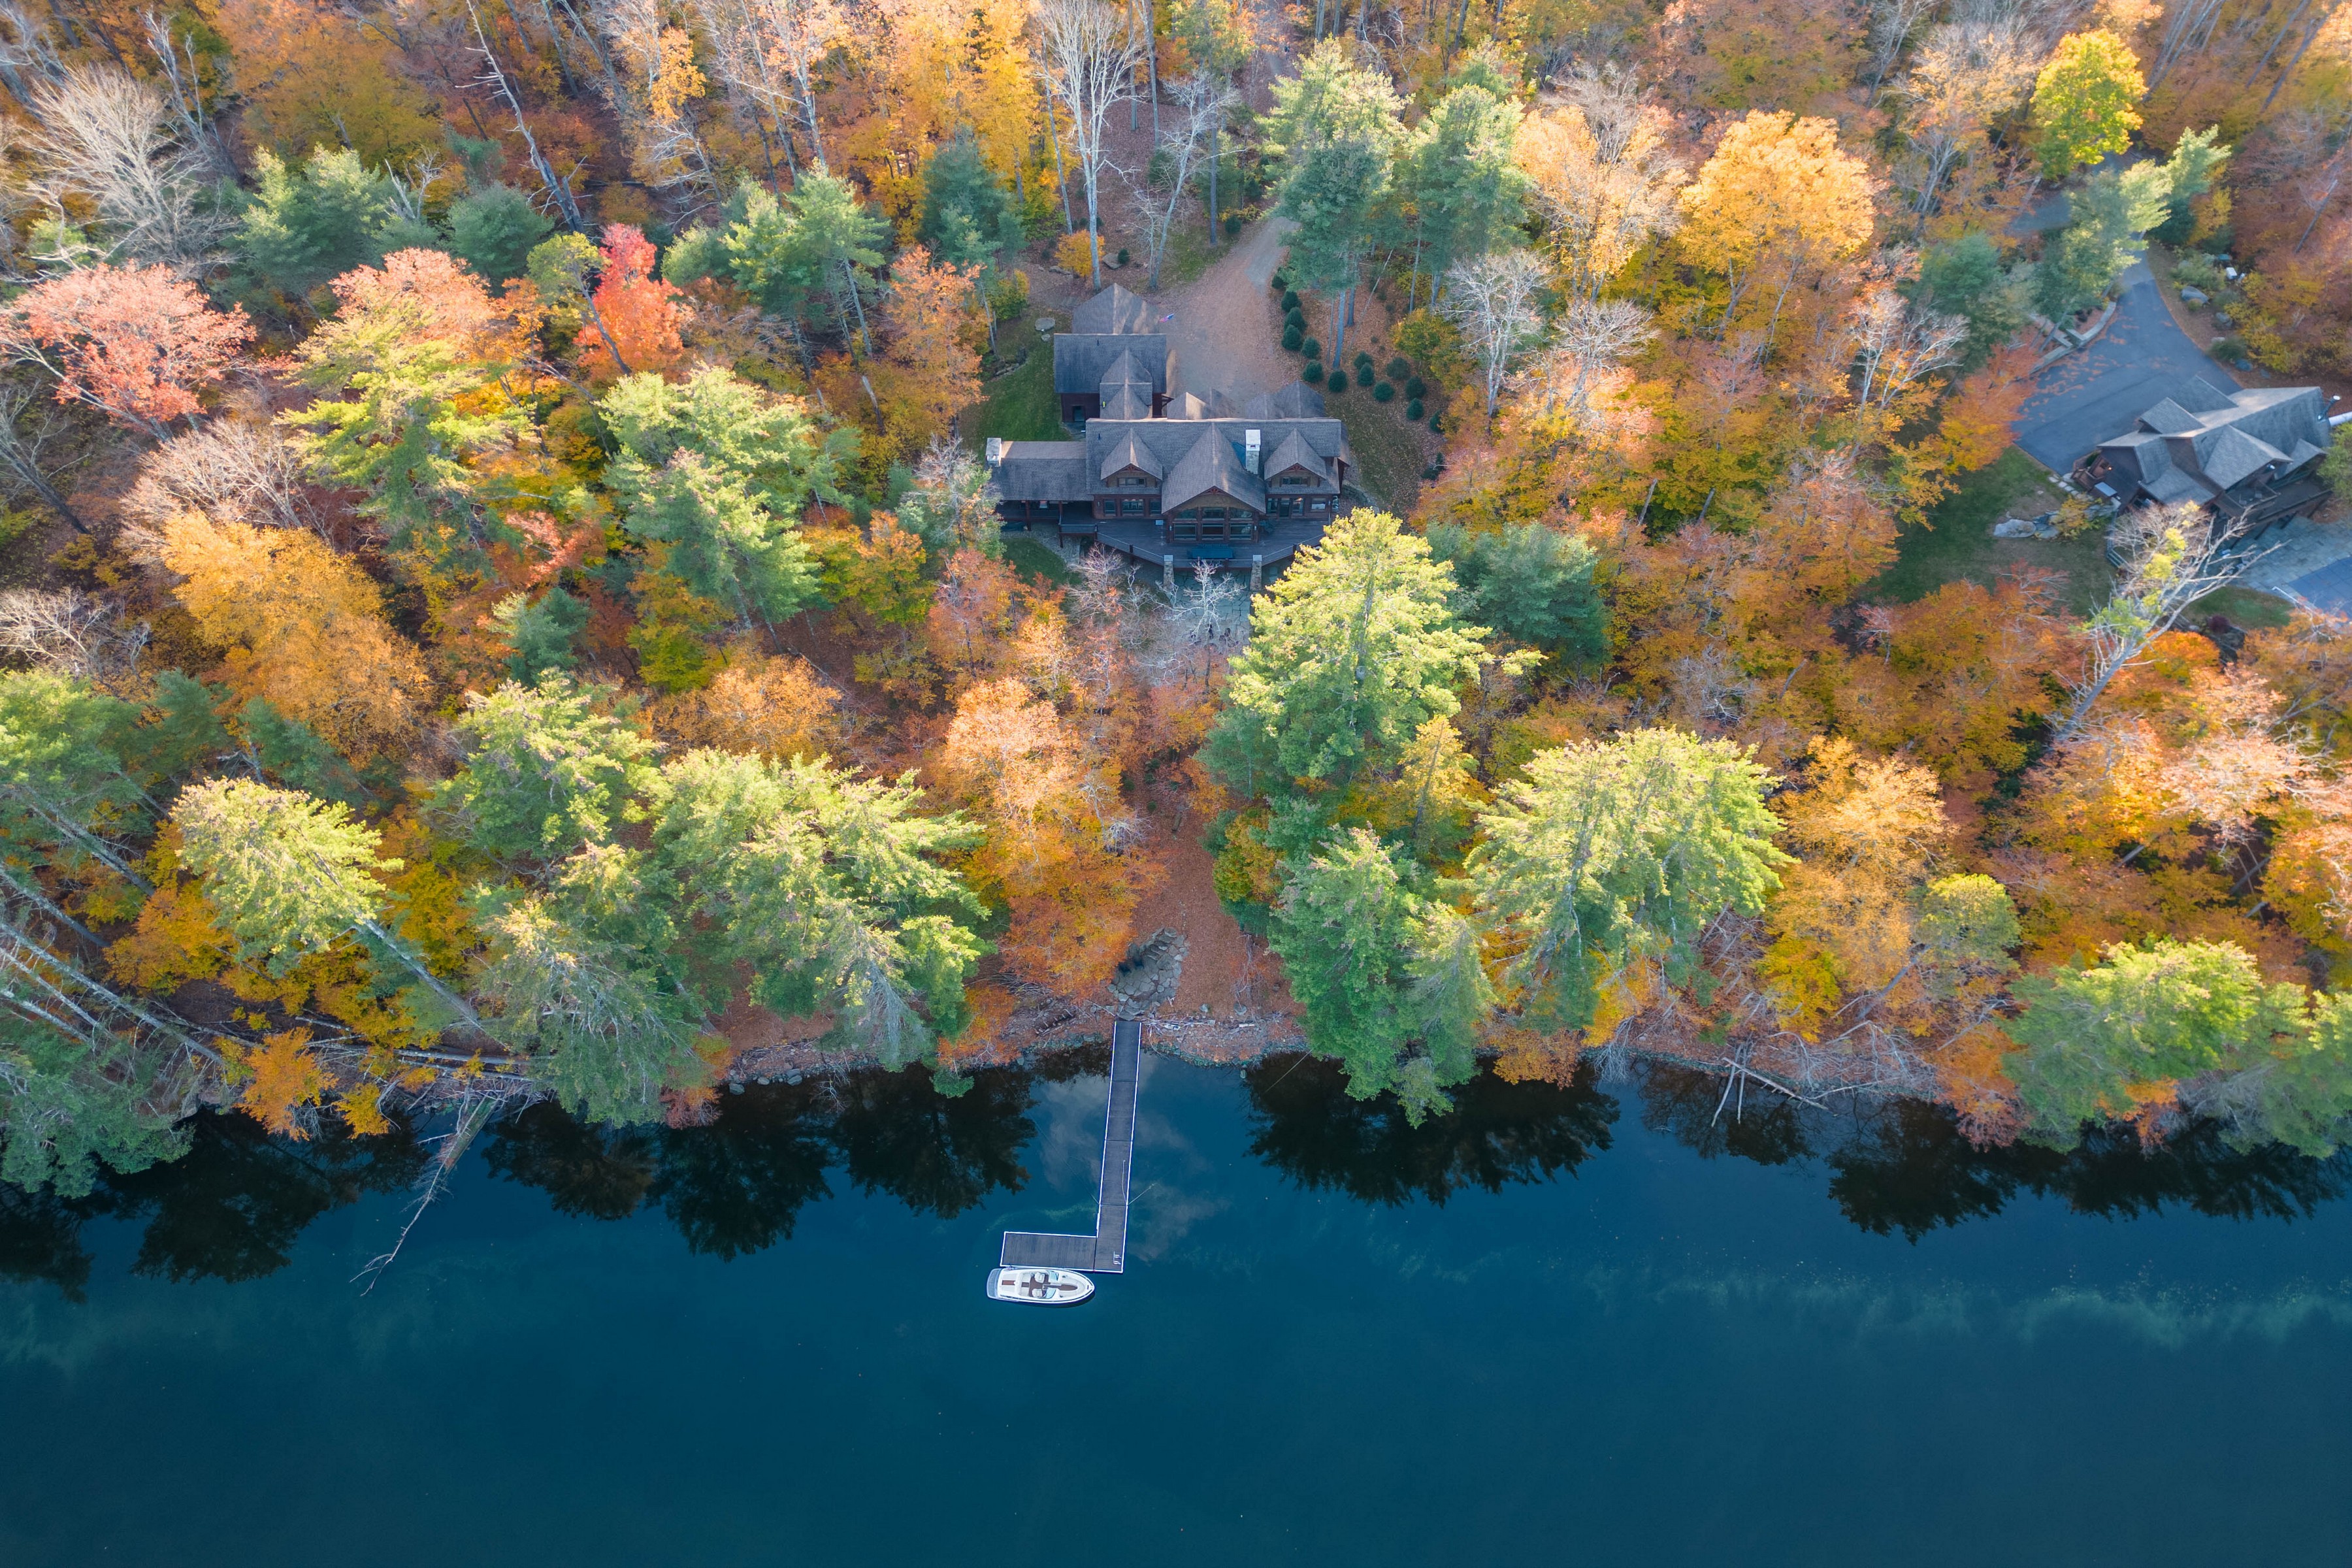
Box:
[1162,428,1268,514]
[1100,429,1162,482]
[1053,332,1170,395]
[1071,283,1151,335]
[1101,386,1151,420]
[2101,378,2335,504]
[1243,382,1328,419]
[2172,376,2240,414]
[1164,392,1210,419]
[1262,429,1326,482]
[2200,424,2289,492]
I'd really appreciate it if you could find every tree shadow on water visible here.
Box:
[1245,1053,1619,1206]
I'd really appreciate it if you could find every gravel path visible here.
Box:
[1157,216,1299,408]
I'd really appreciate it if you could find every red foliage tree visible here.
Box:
[578,224,686,382]
[0,263,253,435]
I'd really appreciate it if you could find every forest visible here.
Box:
[0,0,2349,1205]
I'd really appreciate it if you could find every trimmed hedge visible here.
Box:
[1284,306,1306,329]
[1373,381,1395,402]
[1406,399,1424,420]
[1301,337,1321,359]
[1354,365,1375,387]
[1302,360,1324,383]
[1404,376,1426,401]
[1384,356,1410,381]
[1281,289,1301,311]
[1282,324,1303,351]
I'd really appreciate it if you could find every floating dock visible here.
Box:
[998,1018,1140,1274]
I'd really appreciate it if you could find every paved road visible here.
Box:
[2014,261,2244,475]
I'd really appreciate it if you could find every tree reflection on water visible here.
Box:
[1243,1053,1620,1205]
[1634,1061,2352,1239]
[5,1050,2349,1298]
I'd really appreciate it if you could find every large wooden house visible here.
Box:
[995,286,1355,551]
[2083,377,2337,531]
[1051,284,1171,424]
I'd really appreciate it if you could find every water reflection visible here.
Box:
[5,1052,2350,1299]
[0,1111,427,1300]
[1243,1053,1619,1205]
[484,1061,1049,1255]
[1631,1063,2352,1239]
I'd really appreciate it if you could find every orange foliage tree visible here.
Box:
[0,264,252,436]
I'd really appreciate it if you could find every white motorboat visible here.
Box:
[987,1266,1094,1305]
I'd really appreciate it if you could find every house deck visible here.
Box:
[1032,514,1332,580]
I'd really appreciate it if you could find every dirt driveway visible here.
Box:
[1155,216,1299,408]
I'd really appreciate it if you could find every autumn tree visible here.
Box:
[1469,728,1789,1033]
[1516,64,1688,301]
[868,245,982,458]
[2031,29,2147,179]
[1207,511,1495,800]
[150,512,432,760]
[23,65,231,273]
[0,265,251,436]
[576,224,689,382]
[1442,250,1547,421]
[281,249,536,548]
[941,676,1147,992]
[1674,112,1877,343]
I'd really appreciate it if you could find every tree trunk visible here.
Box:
[1045,88,1075,233]
[1207,113,1220,247]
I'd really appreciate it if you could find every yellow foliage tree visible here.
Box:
[155,512,433,758]
[655,648,843,759]
[1675,111,1878,340]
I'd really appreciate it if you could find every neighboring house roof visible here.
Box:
[2097,378,2333,502]
[1243,382,1328,419]
[1162,428,1268,514]
[1053,333,1171,395]
[1071,283,1151,335]
[994,440,1090,502]
[1165,392,1211,419]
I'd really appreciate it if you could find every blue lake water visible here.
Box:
[3,1051,2349,1566]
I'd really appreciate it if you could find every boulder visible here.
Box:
[2179,285,2209,304]
[1991,517,2043,539]
[1107,928,1186,1018]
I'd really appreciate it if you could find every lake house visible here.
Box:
[992,286,1356,572]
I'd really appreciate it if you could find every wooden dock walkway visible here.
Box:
[999,1019,1141,1274]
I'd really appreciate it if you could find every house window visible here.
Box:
[1203,506,1227,519]
[1310,500,1328,512]
[1120,498,1147,514]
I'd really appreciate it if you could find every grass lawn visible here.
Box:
[967,321,1063,444]
[1001,533,1077,588]
[1867,447,2113,615]
[2187,585,2295,629]
[1324,382,1429,514]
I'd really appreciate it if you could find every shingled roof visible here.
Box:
[1243,382,1328,419]
[2097,378,2332,505]
[1071,282,1151,335]
[1162,427,1267,514]
[1053,333,1171,396]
